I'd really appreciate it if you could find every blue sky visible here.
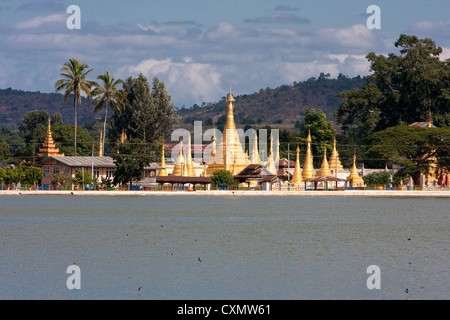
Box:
[1,0,450,108]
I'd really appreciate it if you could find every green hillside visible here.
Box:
[178,74,367,128]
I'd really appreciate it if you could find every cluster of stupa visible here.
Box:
[288,131,364,187]
[160,87,365,187]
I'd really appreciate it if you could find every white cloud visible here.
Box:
[1,16,391,106]
[441,47,450,61]
[15,13,66,29]
[120,58,224,106]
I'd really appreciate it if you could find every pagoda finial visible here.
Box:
[172,138,184,176]
[250,130,261,164]
[159,142,168,177]
[99,131,103,157]
[427,107,433,128]
[291,144,302,185]
[39,118,63,157]
[347,151,364,187]
[186,134,195,177]
[302,130,315,179]
[318,146,332,177]
[329,136,344,171]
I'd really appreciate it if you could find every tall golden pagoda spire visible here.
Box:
[302,130,315,179]
[39,118,63,157]
[427,107,433,128]
[290,144,303,185]
[318,146,332,177]
[172,138,184,176]
[99,131,103,157]
[186,135,195,177]
[250,130,261,164]
[159,143,168,177]
[207,85,247,175]
[267,132,277,174]
[211,129,217,157]
[182,160,188,177]
[120,129,127,143]
[329,137,344,171]
[347,152,364,187]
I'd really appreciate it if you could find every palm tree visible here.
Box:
[90,71,127,156]
[55,58,94,156]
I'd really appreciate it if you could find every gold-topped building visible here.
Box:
[39,119,64,157]
[99,131,103,157]
[250,130,261,165]
[266,133,277,175]
[317,147,332,177]
[290,144,303,185]
[206,86,248,175]
[347,153,364,187]
[302,130,315,180]
[172,138,185,176]
[186,136,195,177]
[329,137,344,172]
[159,144,168,176]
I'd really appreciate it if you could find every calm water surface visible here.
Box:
[0,195,448,299]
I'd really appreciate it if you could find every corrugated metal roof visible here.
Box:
[43,156,117,168]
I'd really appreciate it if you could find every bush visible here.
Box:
[363,171,392,186]
[210,170,237,186]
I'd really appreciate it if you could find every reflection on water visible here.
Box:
[0,195,448,299]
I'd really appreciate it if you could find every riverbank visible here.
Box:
[1,190,450,197]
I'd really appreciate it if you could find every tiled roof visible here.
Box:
[42,156,117,168]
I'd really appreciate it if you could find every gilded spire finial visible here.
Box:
[302,130,315,179]
[318,145,332,177]
[172,138,185,176]
[99,131,103,157]
[159,142,168,176]
[427,107,433,128]
[347,151,364,187]
[39,117,63,157]
[291,143,302,185]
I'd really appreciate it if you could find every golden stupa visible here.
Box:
[99,131,103,157]
[317,147,332,177]
[206,86,248,175]
[250,130,261,165]
[186,136,196,177]
[172,139,185,176]
[39,119,64,157]
[302,130,315,180]
[266,133,277,174]
[347,153,364,187]
[290,144,303,185]
[159,144,168,177]
[329,137,344,171]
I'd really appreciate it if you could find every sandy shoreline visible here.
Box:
[1,190,449,197]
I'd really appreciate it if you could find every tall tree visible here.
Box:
[301,108,336,165]
[90,71,127,156]
[365,126,450,185]
[336,35,450,139]
[55,58,94,156]
[111,74,180,147]
[19,110,63,143]
[112,138,151,187]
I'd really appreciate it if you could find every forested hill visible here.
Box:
[177,75,367,127]
[0,88,100,127]
[0,74,367,128]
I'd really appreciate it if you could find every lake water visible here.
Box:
[0,195,448,300]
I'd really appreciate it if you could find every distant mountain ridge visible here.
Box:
[177,75,367,127]
[0,75,367,128]
[0,88,101,127]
